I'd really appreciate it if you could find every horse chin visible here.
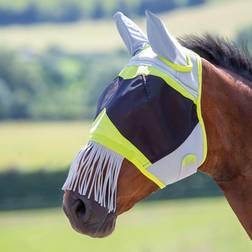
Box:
[76,213,117,238]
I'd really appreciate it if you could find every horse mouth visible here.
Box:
[92,214,117,238]
[63,191,117,238]
[73,212,117,238]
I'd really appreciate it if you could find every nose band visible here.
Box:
[88,46,207,188]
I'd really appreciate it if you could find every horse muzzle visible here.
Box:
[63,191,116,238]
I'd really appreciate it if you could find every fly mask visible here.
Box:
[63,11,207,213]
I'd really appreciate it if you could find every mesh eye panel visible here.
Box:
[96,75,198,163]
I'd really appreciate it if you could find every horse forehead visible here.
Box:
[98,46,200,109]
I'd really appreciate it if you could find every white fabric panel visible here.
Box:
[128,46,199,99]
[147,123,204,185]
[145,10,187,66]
[114,12,149,56]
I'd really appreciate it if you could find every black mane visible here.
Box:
[179,34,252,86]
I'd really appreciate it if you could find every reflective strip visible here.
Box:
[158,53,193,73]
[196,55,208,164]
[89,108,166,188]
[119,65,196,103]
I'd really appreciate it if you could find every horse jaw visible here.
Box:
[116,159,158,215]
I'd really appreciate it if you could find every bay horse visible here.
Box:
[63,12,252,239]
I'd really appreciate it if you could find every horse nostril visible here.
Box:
[63,191,90,224]
[63,191,115,237]
[75,199,87,219]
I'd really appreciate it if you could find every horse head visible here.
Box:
[62,11,252,239]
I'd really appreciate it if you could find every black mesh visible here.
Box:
[96,75,198,163]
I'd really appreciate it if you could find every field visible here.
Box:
[0,0,136,11]
[0,121,91,171]
[0,0,251,53]
[0,198,250,252]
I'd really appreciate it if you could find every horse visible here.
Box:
[62,11,252,239]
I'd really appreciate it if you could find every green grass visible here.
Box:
[0,0,250,53]
[0,121,91,171]
[0,198,250,252]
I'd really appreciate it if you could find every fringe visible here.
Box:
[62,141,123,213]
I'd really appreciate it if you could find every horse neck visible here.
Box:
[200,59,252,179]
[199,59,252,239]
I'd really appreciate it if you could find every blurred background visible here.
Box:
[0,0,251,251]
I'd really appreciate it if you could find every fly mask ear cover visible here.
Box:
[89,12,207,189]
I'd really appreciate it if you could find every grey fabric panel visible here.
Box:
[114,12,149,56]
[147,123,204,185]
[127,46,199,98]
[146,10,187,66]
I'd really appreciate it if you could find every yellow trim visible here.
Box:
[119,65,196,103]
[158,53,193,73]
[89,108,165,188]
[142,44,151,50]
[196,55,208,164]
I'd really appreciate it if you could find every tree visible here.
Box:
[236,26,252,53]
[91,0,105,19]
[137,0,177,15]
[187,0,206,7]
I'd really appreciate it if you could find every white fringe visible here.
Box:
[62,141,123,213]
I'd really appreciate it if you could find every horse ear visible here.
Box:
[114,12,148,56]
[146,10,187,66]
